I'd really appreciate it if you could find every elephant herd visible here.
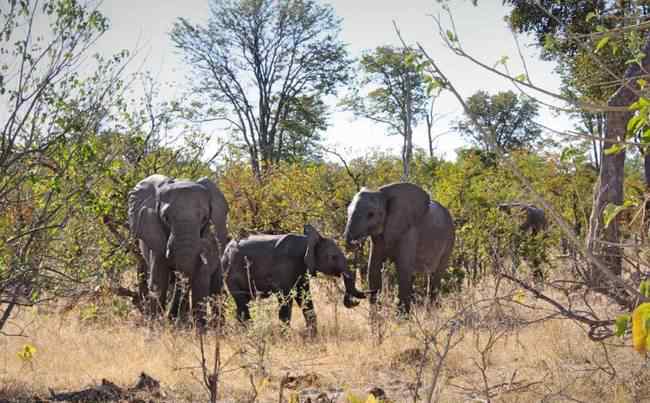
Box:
[127,174,543,331]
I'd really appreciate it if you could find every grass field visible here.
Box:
[1,273,648,402]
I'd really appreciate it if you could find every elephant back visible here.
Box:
[127,174,173,234]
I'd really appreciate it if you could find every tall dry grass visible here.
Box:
[1,272,648,402]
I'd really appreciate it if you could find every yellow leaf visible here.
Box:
[256,376,270,391]
[513,290,526,304]
[365,395,379,403]
[632,303,650,354]
[17,344,36,362]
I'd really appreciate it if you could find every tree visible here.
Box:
[455,90,542,153]
[503,1,650,284]
[170,0,351,178]
[341,46,430,180]
[0,0,128,331]
[505,1,650,175]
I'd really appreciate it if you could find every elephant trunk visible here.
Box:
[341,266,365,308]
[343,225,356,249]
[168,227,202,276]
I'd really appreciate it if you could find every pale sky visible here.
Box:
[95,0,569,161]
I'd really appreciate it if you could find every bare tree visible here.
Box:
[170,0,351,178]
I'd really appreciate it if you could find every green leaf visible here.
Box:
[595,35,610,53]
[637,79,647,90]
[615,314,630,337]
[627,114,644,134]
[514,73,527,82]
[602,202,628,228]
[585,11,597,22]
[640,280,650,298]
[446,30,456,42]
[404,52,415,66]
[603,143,625,156]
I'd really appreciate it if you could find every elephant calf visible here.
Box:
[221,225,365,332]
[497,203,547,235]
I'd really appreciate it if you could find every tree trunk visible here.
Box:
[586,35,650,287]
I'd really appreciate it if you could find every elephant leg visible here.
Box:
[209,269,225,328]
[169,272,190,323]
[397,270,414,316]
[427,270,444,306]
[295,279,317,334]
[232,292,252,323]
[148,259,170,319]
[191,270,211,330]
[277,291,293,325]
[368,239,385,305]
[396,234,417,316]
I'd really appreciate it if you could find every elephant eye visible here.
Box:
[367,211,374,219]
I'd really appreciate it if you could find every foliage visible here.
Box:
[170,0,352,177]
[341,46,431,179]
[454,90,542,153]
[0,0,129,331]
[505,0,650,103]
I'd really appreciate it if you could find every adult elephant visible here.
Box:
[344,183,455,314]
[222,225,365,334]
[128,174,228,327]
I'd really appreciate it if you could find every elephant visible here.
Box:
[127,174,228,327]
[344,182,455,314]
[221,224,366,332]
[497,203,547,235]
[498,202,548,280]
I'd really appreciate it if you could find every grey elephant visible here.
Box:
[497,203,547,235]
[128,174,228,326]
[344,183,455,314]
[221,224,365,332]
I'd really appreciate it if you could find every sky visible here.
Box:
[94,0,570,161]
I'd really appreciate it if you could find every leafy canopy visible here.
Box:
[455,90,542,153]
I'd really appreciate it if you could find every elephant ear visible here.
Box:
[379,183,430,246]
[197,177,229,253]
[303,224,322,276]
[128,174,172,254]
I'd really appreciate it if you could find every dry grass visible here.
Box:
[1,272,649,402]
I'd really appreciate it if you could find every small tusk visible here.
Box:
[200,252,208,265]
[165,248,171,259]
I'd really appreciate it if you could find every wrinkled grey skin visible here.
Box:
[344,183,455,314]
[222,225,365,332]
[498,203,547,235]
[128,174,228,327]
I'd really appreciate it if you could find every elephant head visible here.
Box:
[302,224,366,308]
[128,175,228,276]
[344,183,430,247]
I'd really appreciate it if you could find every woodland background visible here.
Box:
[2,0,650,402]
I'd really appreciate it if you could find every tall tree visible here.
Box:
[455,90,542,153]
[341,46,430,180]
[505,1,650,283]
[170,0,351,178]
